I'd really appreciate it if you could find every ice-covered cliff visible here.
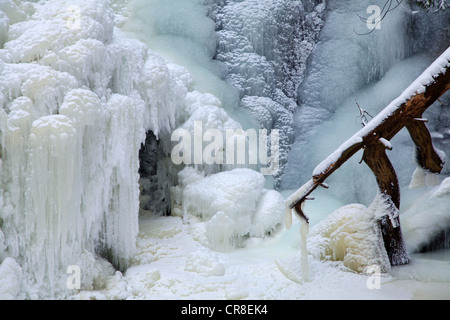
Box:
[212,0,326,188]
[0,0,289,299]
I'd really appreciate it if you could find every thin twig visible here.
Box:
[355,100,373,127]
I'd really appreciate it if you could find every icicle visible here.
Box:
[299,219,310,281]
[284,206,293,230]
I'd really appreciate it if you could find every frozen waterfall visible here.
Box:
[0,0,196,298]
[0,0,449,299]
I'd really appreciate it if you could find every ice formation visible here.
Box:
[173,167,286,252]
[403,177,450,253]
[212,0,326,188]
[281,0,450,203]
[0,0,242,298]
[0,257,22,300]
[309,46,449,179]
[0,0,148,298]
[299,219,310,280]
[308,200,391,273]
[0,0,292,298]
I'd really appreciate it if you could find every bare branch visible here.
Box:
[355,100,373,127]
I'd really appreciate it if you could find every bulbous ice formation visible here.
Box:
[173,167,286,252]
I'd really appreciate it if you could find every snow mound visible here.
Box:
[174,167,285,251]
[309,202,391,273]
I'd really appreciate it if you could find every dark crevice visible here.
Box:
[418,227,450,253]
[138,131,171,216]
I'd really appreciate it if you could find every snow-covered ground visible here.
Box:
[73,185,450,300]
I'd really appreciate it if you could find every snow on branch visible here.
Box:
[286,46,450,220]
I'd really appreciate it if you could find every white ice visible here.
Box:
[0,0,209,298]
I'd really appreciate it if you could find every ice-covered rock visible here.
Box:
[309,200,391,273]
[174,167,285,251]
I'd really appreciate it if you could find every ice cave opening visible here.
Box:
[138,130,172,217]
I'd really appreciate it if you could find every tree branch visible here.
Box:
[285,47,450,265]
